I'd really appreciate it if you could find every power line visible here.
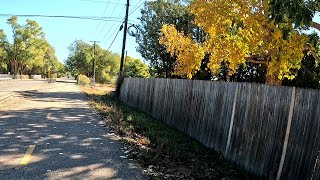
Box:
[100,4,125,35]
[103,21,124,44]
[100,5,125,43]
[95,0,113,33]
[79,0,130,6]
[0,14,123,22]
[129,0,145,16]
[107,24,123,51]
[98,0,144,41]
[98,0,122,37]
[118,4,127,16]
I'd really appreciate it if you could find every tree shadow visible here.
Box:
[0,87,145,179]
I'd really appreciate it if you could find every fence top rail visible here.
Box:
[123,77,317,92]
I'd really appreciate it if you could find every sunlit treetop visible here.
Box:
[159,0,309,84]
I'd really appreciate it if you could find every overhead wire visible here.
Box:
[129,0,145,16]
[102,0,139,42]
[98,0,122,40]
[100,3,125,35]
[104,21,123,44]
[0,14,123,22]
[102,0,145,52]
[95,0,113,33]
[100,4,126,43]
[79,0,128,6]
[107,24,123,51]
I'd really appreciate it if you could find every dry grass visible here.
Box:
[81,85,262,180]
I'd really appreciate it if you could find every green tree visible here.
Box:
[268,1,320,62]
[55,61,67,78]
[124,56,150,78]
[66,40,120,83]
[66,40,93,77]
[0,29,8,72]
[269,0,320,30]
[5,16,52,76]
[136,0,196,78]
[95,47,120,84]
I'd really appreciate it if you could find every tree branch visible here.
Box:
[244,56,268,64]
[305,43,320,61]
[311,21,320,32]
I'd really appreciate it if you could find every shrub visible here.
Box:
[78,74,90,86]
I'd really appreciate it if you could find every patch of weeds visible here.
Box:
[81,86,264,180]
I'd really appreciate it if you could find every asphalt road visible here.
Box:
[0,80,145,179]
[0,80,48,101]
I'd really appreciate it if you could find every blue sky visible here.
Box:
[0,0,145,63]
[0,1,320,64]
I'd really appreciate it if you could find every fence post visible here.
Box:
[276,87,296,180]
[225,83,239,156]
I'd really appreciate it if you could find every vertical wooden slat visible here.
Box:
[119,78,320,178]
[225,83,239,156]
[276,87,296,180]
[280,88,320,179]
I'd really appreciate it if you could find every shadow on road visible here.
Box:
[0,86,144,179]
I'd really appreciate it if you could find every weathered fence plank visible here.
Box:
[280,88,320,180]
[119,78,320,179]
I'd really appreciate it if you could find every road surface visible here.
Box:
[0,80,145,179]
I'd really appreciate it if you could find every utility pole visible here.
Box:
[119,0,130,77]
[90,40,99,86]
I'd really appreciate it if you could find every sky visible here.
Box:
[0,0,145,63]
[1,1,320,64]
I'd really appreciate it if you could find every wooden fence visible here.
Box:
[120,78,320,179]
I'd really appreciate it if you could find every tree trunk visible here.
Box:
[10,61,14,74]
[266,76,282,86]
[15,62,19,75]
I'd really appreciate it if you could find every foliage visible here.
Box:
[66,40,120,84]
[136,0,195,78]
[124,57,150,78]
[159,0,308,84]
[283,52,320,89]
[77,74,90,86]
[283,33,320,89]
[0,29,7,72]
[159,24,205,78]
[269,0,319,29]
[55,61,67,78]
[0,16,62,76]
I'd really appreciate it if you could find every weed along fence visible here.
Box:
[120,78,320,179]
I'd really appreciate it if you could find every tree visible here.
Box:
[268,0,320,60]
[5,16,51,76]
[0,16,61,78]
[282,32,320,89]
[159,0,308,85]
[66,40,120,83]
[124,56,150,78]
[0,29,8,72]
[66,40,93,77]
[269,0,320,30]
[136,0,195,78]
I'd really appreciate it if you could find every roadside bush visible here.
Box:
[78,74,90,86]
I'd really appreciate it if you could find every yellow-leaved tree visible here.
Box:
[159,0,308,85]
